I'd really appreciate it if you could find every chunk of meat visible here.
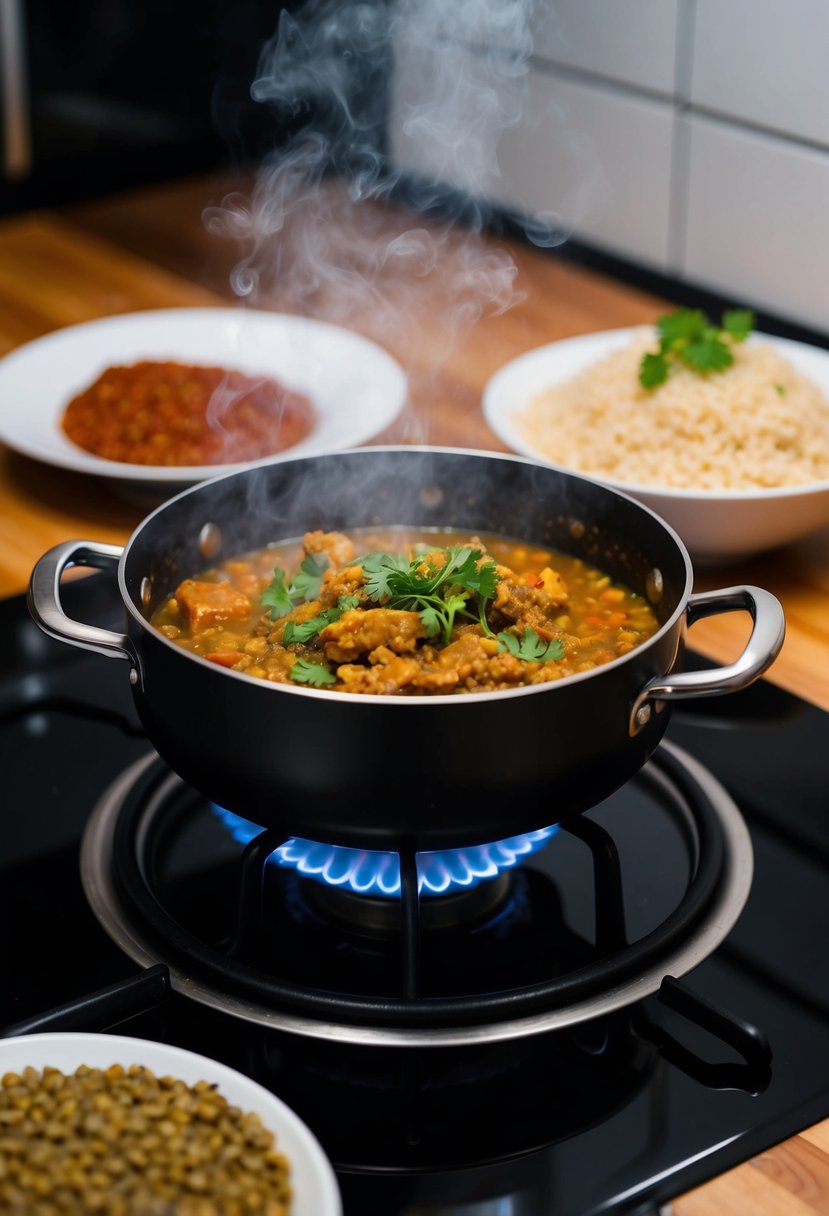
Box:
[321,608,424,661]
[302,530,356,568]
[492,565,568,635]
[336,654,422,694]
[411,633,528,691]
[174,580,252,630]
[319,564,366,608]
[434,632,499,671]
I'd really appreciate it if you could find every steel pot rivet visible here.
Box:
[635,704,652,728]
[646,568,664,604]
[419,485,443,509]
[129,669,138,686]
[198,523,222,560]
[140,577,152,608]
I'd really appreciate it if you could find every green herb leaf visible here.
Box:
[363,552,411,602]
[436,547,479,589]
[418,604,443,638]
[639,307,755,390]
[460,556,499,600]
[657,308,707,346]
[722,309,755,342]
[282,595,362,646]
[261,552,330,620]
[282,608,338,645]
[497,628,565,663]
[290,658,336,686]
[282,619,310,645]
[639,351,669,389]
[261,568,295,620]
[534,634,565,662]
[681,335,734,373]
[441,594,468,644]
[291,552,329,601]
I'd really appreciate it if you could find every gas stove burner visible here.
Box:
[215,803,528,932]
[80,742,754,1047]
[212,805,559,899]
[303,872,513,934]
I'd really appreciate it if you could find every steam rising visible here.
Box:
[204,0,555,414]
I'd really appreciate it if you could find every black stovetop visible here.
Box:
[2,574,829,1216]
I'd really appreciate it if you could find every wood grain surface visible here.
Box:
[1,173,828,1213]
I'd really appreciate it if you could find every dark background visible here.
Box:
[0,0,300,215]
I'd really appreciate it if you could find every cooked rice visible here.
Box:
[517,329,829,490]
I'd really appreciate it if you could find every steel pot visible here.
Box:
[28,447,785,849]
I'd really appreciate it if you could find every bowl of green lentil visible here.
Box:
[0,1032,342,1216]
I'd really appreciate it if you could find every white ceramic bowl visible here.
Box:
[0,307,408,495]
[0,1032,342,1216]
[483,327,829,564]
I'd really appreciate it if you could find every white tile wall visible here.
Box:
[389,42,675,272]
[532,0,680,97]
[690,0,829,148]
[683,116,829,331]
[389,39,539,202]
[491,72,675,271]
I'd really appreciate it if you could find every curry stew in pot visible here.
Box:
[150,529,660,695]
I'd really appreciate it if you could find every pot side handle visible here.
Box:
[28,540,136,663]
[630,585,785,735]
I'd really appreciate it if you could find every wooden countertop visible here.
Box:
[2,174,829,1213]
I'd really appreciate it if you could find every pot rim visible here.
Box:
[118,445,694,707]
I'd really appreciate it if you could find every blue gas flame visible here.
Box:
[212,806,558,899]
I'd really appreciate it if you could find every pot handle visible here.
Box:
[630,585,785,735]
[28,540,137,664]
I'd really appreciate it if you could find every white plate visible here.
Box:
[483,327,829,562]
[0,307,407,487]
[0,1031,342,1216]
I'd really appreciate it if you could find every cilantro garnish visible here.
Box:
[638,307,755,390]
[262,552,330,620]
[722,309,755,342]
[497,628,565,663]
[363,545,500,647]
[362,552,411,602]
[261,569,294,619]
[282,595,361,645]
[419,594,468,643]
[289,658,336,686]
[283,609,338,645]
[291,552,329,601]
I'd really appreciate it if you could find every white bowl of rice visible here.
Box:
[482,326,829,563]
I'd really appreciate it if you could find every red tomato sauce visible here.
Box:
[61,361,315,467]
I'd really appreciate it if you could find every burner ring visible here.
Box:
[80,742,753,1047]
